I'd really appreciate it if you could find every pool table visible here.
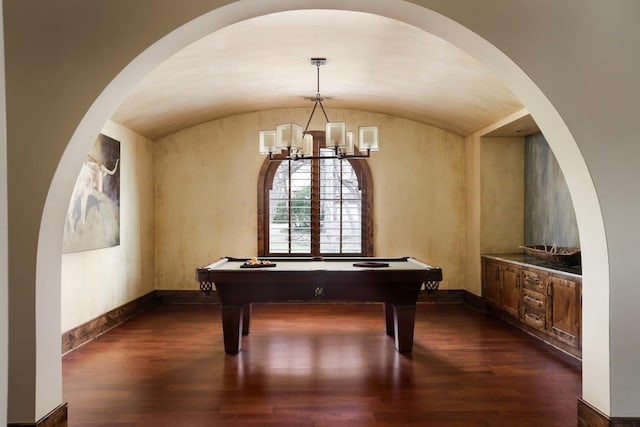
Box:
[195,256,442,354]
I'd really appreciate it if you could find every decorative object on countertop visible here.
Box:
[520,244,581,267]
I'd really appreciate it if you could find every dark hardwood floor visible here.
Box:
[63,303,581,426]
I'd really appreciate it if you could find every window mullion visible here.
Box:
[311,148,321,255]
[339,159,343,253]
[287,159,292,254]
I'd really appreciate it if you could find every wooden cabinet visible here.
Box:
[482,255,582,358]
[483,260,502,307]
[501,265,521,318]
[482,259,521,317]
[548,274,581,347]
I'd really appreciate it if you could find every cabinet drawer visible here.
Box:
[522,288,546,311]
[549,276,576,290]
[522,307,546,329]
[522,270,546,292]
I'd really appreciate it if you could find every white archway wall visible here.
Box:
[5,0,638,421]
[440,1,638,414]
[5,0,249,420]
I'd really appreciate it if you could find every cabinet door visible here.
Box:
[483,261,501,307]
[501,265,520,318]
[548,276,581,347]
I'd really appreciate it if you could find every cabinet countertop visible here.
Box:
[482,253,582,279]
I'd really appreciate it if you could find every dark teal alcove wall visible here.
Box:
[524,133,580,248]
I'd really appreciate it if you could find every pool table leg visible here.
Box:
[393,304,417,353]
[242,303,251,336]
[384,303,395,336]
[221,305,244,354]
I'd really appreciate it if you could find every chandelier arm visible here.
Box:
[303,100,320,134]
[268,150,371,162]
[318,100,330,123]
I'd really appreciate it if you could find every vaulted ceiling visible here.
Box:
[112,10,534,141]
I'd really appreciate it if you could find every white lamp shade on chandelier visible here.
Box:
[346,131,355,155]
[302,133,313,156]
[259,130,277,154]
[276,123,303,151]
[325,122,346,148]
[259,58,379,161]
[358,126,379,152]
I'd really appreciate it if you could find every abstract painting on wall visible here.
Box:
[63,134,121,253]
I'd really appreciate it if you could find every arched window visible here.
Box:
[258,131,373,256]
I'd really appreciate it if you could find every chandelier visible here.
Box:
[259,58,379,161]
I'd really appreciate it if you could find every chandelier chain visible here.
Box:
[303,61,330,135]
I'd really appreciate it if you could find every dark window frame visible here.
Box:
[258,131,373,257]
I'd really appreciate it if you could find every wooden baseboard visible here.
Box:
[418,289,485,311]
[418,289,464,303]
[8,403,67,427]
[61,290,221,353]
[62,292,156,354]
[154,289,220,304]
[579,399,610,427]
[462,290,485,311]
[578,398,640,426]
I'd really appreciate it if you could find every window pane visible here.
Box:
[319,155,362,254]
[341,165,360,200]
[269,159,311,253]
[342,199,361,251]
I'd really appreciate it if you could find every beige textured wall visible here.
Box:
[154,108,466,290]
[370,119,466,289]
[465,134,482,296]
[61,121,155,332]
[480,136,524,254]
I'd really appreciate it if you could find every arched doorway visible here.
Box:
[19,0,610,422]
